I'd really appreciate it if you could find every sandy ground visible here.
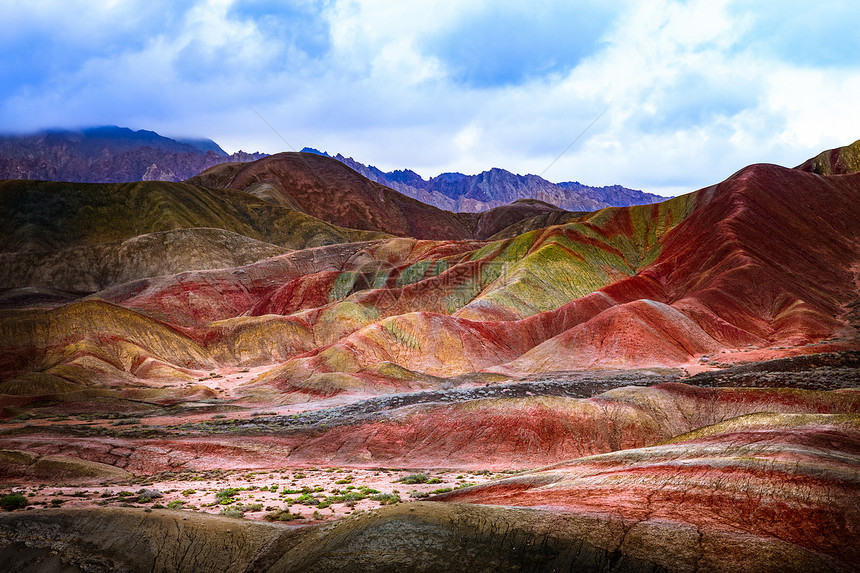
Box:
[1,467,504,524]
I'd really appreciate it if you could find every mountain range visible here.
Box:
[0,125,662,212]
[0,136,857,572]
[0,126,265,183]
[304,146,664,211]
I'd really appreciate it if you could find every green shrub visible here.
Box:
[292,493,320,506]
[219,507,244,518]
[264,509,304,522]
[0,493,27,511]
[166,500,185,509]
[429,487,452,495]
[234,503,262,512]
[370,493,401,505]
[215,488,239,503]
[397,473,428,484]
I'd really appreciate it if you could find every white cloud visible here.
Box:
[2,0,860,196]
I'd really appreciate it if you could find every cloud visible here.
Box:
[420,1,621,88]
[2,0,860,196]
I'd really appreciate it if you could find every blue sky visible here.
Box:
[2,0,860,196]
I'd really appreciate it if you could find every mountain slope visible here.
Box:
[0,179,382,254]
[796,138,860,175]
[243,164,858,397]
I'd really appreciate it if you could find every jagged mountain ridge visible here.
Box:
[302,146,663,212]
[0,126,266,183]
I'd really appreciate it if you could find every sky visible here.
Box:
[2,0,860,196]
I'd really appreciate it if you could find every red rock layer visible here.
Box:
[438,413,860,569]
[2,385,857,472]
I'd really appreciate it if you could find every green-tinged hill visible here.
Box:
[0,228,289,294]
[797,138,860,175]
[0,179,384,254]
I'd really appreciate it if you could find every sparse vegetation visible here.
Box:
[0,493,28,511]
[397,473,429,484]
[370,493,401,505]
[215,488,240,504]
[264,508,304,522]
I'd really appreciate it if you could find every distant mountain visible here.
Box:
[0,126,266,183]
[555,181,664,207]
[302,147,663,212]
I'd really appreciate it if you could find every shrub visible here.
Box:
[292,493,320,506]
[264,509,304,522]
[0,493,27,511]
[282,486,321,495]
[215,488,239,503]
[397,473,429,484]
[234,503,262,512]
[219,507,244,518]
[166,500,185,509]
[429,488,452,495]
[370,493,401,505]
[136,488,162,504]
